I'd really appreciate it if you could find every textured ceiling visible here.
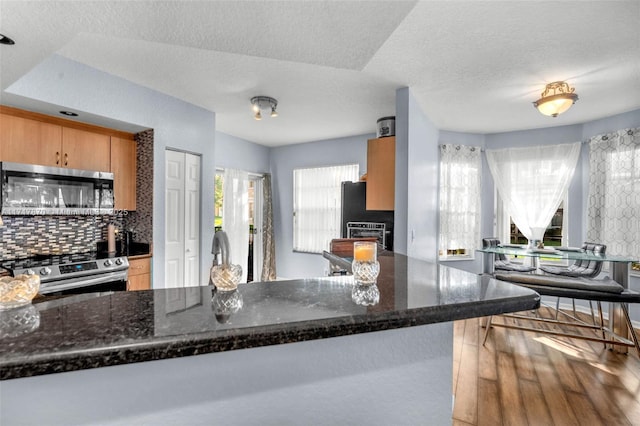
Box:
[0,1,638,146]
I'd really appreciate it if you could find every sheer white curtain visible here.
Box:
[438,144,482,258]
[486,142,581,243]
[587,128,639,257]
[293,164,359,254]
[223,168,250,283]
[253,177,264,281]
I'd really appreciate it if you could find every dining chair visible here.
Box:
[539,242,606,277]
[539,242,607,321]
[482,237,536,273]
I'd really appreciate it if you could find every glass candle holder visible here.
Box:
[0,274,40,310]
[210,264,242,291]
[352,283,380,306]
[352,241,380,286]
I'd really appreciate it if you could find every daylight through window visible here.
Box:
[293,164,359,254]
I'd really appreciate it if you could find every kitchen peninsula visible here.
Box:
[0,253,539,425]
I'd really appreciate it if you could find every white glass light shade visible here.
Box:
[533,81,578,118]
[535,94,578,117]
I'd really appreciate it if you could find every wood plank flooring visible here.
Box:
[452,308,640,425]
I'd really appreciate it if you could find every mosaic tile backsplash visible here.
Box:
[122,129,153,245]
[0,129,154,261]
[0,214,125,260]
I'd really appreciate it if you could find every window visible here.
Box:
[506,201,567,247]
[214,173,223,229]
[293,164,359,254]
[438,145,482,259]
[214,170,260,281]
[496,192,568,265]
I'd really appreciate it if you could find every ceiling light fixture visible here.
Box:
[59,111,79,117]
[0,34,15,45]
[250,96,278,120]
[533,81,578,117]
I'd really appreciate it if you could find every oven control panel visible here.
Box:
[60,262,99,274]
[12,256,129,282]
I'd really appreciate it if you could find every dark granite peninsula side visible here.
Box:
[1,253,538,425]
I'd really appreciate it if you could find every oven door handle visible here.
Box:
[39,270,129,294]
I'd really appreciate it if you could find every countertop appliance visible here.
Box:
[0,162,114,215]
[0,252,129,295]
[346,222,387,250]
[341,181,394,250]
[376,116,395,138]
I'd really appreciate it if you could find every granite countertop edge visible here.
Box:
[0,293,539,381]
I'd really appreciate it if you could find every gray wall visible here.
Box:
[394,88,409,255]
[5,54,217,287]
[405,88,439,261]
[269,134,370,278]
[215,131,270,174]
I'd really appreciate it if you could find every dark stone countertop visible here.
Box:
[0,253,539,380]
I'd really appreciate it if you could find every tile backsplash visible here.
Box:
[0,214,125,260]
[122,128,153,244]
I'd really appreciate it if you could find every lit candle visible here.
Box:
[354,242,376,262]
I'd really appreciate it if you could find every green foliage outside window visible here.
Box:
[215,174,223,228]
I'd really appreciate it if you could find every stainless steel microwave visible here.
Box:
[1,162,114,215]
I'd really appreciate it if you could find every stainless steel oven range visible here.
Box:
[0,252,129,295]
[346,222,387,250]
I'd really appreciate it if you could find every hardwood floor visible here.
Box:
[452,308,640,425]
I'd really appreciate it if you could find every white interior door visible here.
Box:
[165,150,201,288]
[165,150,185,288]
[184,154,201,287]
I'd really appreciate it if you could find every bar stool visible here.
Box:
[482,238,536,273]
[540,242,606,322]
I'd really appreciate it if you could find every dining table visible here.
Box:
[477,245,637,288]
[477,244,638,352]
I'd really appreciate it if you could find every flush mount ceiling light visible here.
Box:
[59,111,78,117]
[250,96,278,120]
[0,33,15,45]
[533,81,579,117]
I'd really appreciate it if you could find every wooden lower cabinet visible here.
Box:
[127,257,151,291]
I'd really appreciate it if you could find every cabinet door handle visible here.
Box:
[64,153,68,166]
[56,152,60,165]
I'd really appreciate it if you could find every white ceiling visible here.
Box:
[0,1,638,147]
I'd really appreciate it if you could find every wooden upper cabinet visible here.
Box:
[0,114,62,166]
[110,136,137,211]
[62,127,111,172]
[366,136,395,211]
